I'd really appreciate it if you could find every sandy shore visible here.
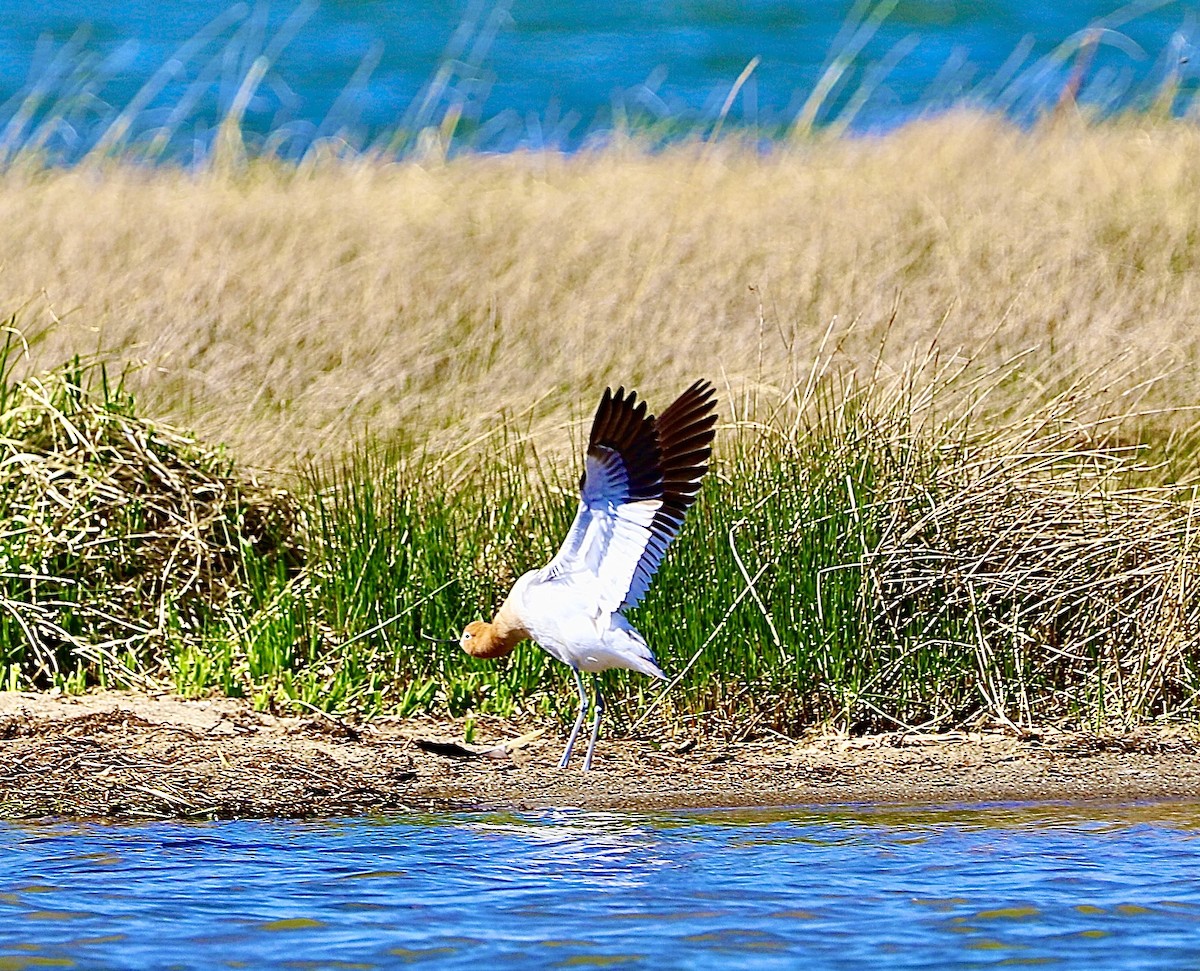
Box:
[1,691,1198,819]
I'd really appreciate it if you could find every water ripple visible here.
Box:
[3,801,1200,969]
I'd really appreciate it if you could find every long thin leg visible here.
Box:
[558,666,589,768]
[582,679,604,771]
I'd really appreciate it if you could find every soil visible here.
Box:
[2,691,1199,820]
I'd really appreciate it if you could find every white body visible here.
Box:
[507,570,666,679]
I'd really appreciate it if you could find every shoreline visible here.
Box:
[1,692,1199,820]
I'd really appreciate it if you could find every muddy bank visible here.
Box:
[1,691,1198,820]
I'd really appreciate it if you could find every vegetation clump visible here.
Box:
[0,325,297,690]
[856,375,1200,730]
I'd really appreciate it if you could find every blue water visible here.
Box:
[5,802,1200,969]
[0,2,1196,162]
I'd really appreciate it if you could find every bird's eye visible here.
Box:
[463,631,472,639]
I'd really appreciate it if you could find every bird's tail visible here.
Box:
[609,614,667,680]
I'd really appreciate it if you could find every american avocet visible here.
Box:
[460,380,718,770]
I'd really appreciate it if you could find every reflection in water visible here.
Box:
[2,802,1200,969]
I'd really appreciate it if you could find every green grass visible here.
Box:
[3,325,1200,736]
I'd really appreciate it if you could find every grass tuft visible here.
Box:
[0,321,296,691]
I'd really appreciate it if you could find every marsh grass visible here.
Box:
[4,324,1198,736]
[5,26,1200,735]
[6,115,1200,476]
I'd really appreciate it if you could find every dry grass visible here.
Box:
[2,112,1200,469]
[855,361,1200,729]
[5,113,1200,732]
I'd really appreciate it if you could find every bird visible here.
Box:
[460,379,718,770]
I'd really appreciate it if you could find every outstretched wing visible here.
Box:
[541,381,717,614]
[618,379,717,609]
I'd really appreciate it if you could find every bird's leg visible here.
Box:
[582,677,605,772]
[558,666,589,769]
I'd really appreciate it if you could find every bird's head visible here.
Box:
[460,620,517,659]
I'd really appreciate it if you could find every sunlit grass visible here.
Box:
[5,115,1200,476]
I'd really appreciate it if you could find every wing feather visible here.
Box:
[619,379,717,609]
[541,381,718,613]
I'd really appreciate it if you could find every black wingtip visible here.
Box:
[584,378,717,510]
[654,379,718,522]
[587,382,662,501]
